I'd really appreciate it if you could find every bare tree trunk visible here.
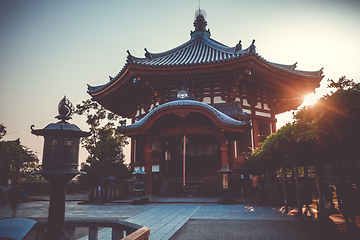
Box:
[294,163,303,221]
[274,168,279,206]
[304,165,309,179]
[314,158,326,221]
[282,166,288,213]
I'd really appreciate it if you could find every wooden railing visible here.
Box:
[32,219,150,240]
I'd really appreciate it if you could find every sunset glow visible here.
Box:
[302,93,318,106]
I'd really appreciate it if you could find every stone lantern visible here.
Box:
[217,166,234,204]
[132,168,148,205]
[31,96,90,240]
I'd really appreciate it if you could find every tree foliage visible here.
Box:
[0,124,41,185]
[249,123,314,170]
[75,99,131,186]
[0,123,6,140]
[248,76,360,177]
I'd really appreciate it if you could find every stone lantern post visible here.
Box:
[31,96,90,240]
[132,168,148,205]
[217,166,234,204]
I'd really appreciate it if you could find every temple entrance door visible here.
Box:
[162,134,221,177]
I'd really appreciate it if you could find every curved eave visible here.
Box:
[259,54,323,78]
[31,122,91,138]
[273,98,304,115]
[88,55,322,99]
[118,100,248,136]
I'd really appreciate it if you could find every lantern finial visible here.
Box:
[56,96,74,121]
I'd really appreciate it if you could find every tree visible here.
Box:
[247,76,360,220]
[294,76,360,178]
[75,99,131,186]
[0,124,41,186]
[250,76,360,177]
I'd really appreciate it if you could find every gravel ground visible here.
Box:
[170,219,359,240]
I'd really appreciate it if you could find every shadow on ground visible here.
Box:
[170,219,359,240]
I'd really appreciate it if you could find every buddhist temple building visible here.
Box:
[87,9,323,197]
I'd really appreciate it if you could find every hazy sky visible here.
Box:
[1,0,359,164]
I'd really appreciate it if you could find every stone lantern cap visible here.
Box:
[216,166,233,174]
[133,168,146,176]
[30,96,90,176]
[31,96,90,138]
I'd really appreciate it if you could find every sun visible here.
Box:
[302,93,318,106]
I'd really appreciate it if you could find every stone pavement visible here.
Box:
[76,204,300,240]
[0,194,317,240]
[82,204,202,240]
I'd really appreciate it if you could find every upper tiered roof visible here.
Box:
[127,36,254,67]
[88,10,322,95]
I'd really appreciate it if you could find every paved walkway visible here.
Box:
[82,204,201,240]
[0,195,316,240]
[75,204,300,240]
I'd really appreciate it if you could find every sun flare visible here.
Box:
[303,93,318,106]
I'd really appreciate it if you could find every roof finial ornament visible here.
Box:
[235,40,242,52]
[249,39,256,53]
[194,9,207,31]
[126,50,134,63]
[190,8,211,38]
[144,48,152,59]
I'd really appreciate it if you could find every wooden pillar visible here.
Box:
[271,108,277,134]
[220,139,229,168]
[228,140,235,161]
[144,141,152,198]
[271,120,276,134]
[252,119,260,148]
[248,98,260,149]
[130,118,135,165]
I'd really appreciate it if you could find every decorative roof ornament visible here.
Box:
[191,9,211,38]
[194,9,207,31]
[171,87,195,101]
[55,96,74,121]
[144,48,152,59]
[126,50,134,63]
[235,40,242,52]
[249,39,256,53]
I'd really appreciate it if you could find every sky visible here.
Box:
[1,0,360,165]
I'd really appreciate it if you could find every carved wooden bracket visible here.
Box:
[173,111,190,118]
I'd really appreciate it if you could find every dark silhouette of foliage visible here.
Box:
[75,99,131,186]
[0,124,41,185]
[0,123,6,140]
[248,76,360,179]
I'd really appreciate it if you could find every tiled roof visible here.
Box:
[88,13,323,95]
[128,36,254,66]
[212,102,247,119]
[119,100,248,131]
